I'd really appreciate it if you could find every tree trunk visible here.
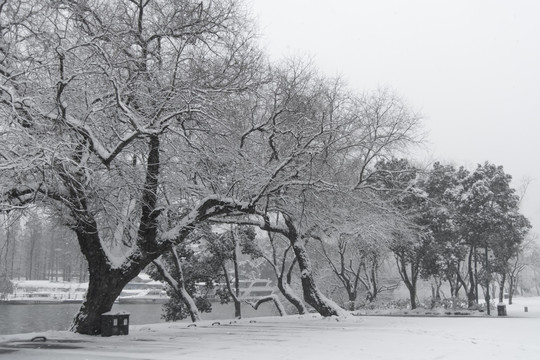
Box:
[68,214,156,334]
[474,246,479,303]
[70,264,139,334]
[431,277,442,301]
[369,263,379,302]
[9,226,16,279]
[233,291,242,318]
[2,223,10,276]
[449,280,457,298]
[172,248,201,322]
[466,287,476,308]
[292,240,346,316]
[269,244,306,315]
[217,213,346,317]
[232,230,241,318]
[277,275,306,314]
[153,252,201,323]
[484,247,490,315]
[498,272,506,303]
[347,291,357,311]
[466,246,476,308]
[508,276,514,305]
[254,215,347,317]
[409,284,417,310]
[27,237,36,280]
[222,263,242,319]
[395,255,418,310]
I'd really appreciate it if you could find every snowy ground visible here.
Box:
[1,297,539,360]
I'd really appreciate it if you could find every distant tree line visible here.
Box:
[0,213,88,283]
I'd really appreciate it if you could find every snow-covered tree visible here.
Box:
[490,213,530,303]
[0,0,263,334]
[368,158,433,309]
[418,162,467,299]
[0,0,421,333]
[309,191,394,309]
[152,244,208,323]
[456,162,528,309]
[205,226,256,318]
[241,230,307,314]
[522,240,540,296]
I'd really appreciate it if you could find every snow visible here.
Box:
[101,311,130,316]
[12,280,88,291]
[1,297,540,359]
[160,196,252,242]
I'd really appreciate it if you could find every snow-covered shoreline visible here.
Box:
[1,297,539,359]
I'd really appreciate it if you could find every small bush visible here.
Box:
[161,295,212,322]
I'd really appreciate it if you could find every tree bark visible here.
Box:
[466,246,477,308]
[347,291,357,311]
[409,284,417,310]
[474,246,479,303]
[70,265,136,335]
[277,275,306,314]
[285,219,346,317]
[27,234,36,280]
[369,262,379,302]
[67,207,152,334]
[484,246,490,315]
[222,263,242,318]
[292,240,345,316]
[265,239,306,315]
[508,275,514,305]
[498,272,506,303]
[9,225,16,279]
[232,229,241,318]
[395,254,418,310]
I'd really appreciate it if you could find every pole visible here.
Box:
[485,246,490,316]
[474,246,479,303]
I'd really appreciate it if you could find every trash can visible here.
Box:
[101,311,130,337]
[497,303,507,316]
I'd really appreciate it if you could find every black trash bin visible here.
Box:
[101,311,130,337]
[497,304,507,316]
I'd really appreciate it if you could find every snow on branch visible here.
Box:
[0,184,41,211]
[209,211,291,237]
[159,196,254,243]
[244,294,286,316]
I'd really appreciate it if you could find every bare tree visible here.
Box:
[215,211,350,317]
[314,230,392,309]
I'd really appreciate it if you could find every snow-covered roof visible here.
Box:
[13,280,88,290]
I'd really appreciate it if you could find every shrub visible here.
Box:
[161,291,212,322]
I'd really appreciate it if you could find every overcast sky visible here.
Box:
[248,0,540,233]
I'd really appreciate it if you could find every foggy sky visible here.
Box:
[249,0,540,233]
